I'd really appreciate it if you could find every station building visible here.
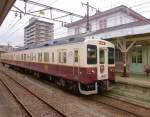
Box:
[65,5,150,74]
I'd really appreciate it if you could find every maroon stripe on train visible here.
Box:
[3,60,98,84]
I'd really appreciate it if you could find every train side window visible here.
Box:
[63,52,67,63]
[74,50,78,63]
[30,53,33,61]
[27,54,30,61]
[33,53,36,61]
[44,52,49,62]
[87,45,97,64]
[24,54,26,61]
[21,54,23,61]
[58,52,61,63]
[52,52,54,62]
[38,52,42,62]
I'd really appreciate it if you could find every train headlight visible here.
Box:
[87,68,95,74]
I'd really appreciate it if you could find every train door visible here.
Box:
[97,48,108,80]
[73,49,80,79]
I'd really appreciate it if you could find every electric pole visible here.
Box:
[82,2,98,32]
[86,2,90,31]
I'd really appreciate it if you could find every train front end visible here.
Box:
[78,39,115,95]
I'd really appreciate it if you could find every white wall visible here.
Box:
[67,11,138,36]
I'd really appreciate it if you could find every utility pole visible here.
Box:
[82,2,90,32]
[86,2,90,31]
[82,2,98,32]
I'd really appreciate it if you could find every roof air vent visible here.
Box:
[69,38,75,41]
[44,43,49,46]
[53,41,58,44]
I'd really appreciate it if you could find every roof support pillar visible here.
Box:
[116,39,136,77]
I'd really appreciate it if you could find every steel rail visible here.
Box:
[0,70,66,117]
[90,95,150,117]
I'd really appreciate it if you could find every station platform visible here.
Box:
[107,73,150,108]
[115,73,150,88]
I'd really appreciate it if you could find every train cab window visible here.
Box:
[87,45,97,64]
[74,50,78,63]
[63,52,67,63]
[99,49,105,64]
[108,47,114,64]
[52,52,54,62]
[44,52,49,62]
[38,53,42,62]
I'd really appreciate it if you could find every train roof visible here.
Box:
[16,35,86,51]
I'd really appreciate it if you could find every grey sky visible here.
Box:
[0,0,150,47]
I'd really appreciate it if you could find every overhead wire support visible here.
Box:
[11,9,68,24]
[81,2,98,32]
[20,0,84,18]
[81,2,98,11]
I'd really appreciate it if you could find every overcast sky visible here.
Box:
[0,0,150,47]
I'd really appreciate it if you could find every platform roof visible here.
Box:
[0,0,16,25]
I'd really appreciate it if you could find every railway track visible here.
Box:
[0,70,66,117]
[1,66,149,117]
[88,95,150,117]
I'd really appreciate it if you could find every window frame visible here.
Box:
[44,52,49,62]
[87,44,97,64]
[99,49,105,64]
[74,50,79,63]
[108,47,115,64]
[38,52,42,62]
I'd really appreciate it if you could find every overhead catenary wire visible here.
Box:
[0,1,83,43]
[0,0,44,39]
[0,0,45,42]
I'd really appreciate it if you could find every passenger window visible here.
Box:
[52,52,54,62]
[63,52,67,63]
[24,54,26,61]
[74,50,78,63]
[58,52,61,63]
[87,45,97,64]
[44,52,49,62]
[21,54,23,60]
[30,53,33,61]
[33,53,36,61]
[38,53,42,62]
[99,49,105,64]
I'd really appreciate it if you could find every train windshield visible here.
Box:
[87,45,97,64]
[108,47,114,64]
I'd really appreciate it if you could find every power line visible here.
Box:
[0,0,44,39]
[49,0,59,6]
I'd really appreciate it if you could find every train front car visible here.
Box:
[78,39,115,95]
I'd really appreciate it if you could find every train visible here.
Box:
[1,36,115,95]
